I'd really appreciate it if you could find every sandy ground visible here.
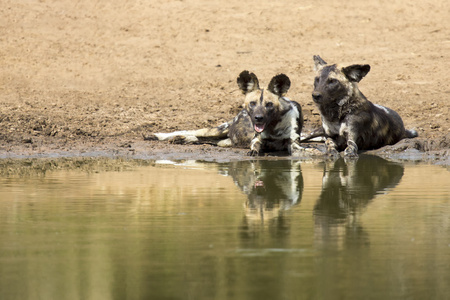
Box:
[0,0,449,163]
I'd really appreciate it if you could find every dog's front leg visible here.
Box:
[341,123,358,158]
[248,135,262,156]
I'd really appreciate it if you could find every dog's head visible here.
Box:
[312,55,370,107]
[237,71,291,133]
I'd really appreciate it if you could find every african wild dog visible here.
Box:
[311,55,418,157]
[149,71,303,156]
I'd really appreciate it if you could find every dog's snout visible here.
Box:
[254,115,264,122]
[312,92,322,103]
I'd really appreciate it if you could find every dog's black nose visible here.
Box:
[312,92,322,103]
[254,115,264,122]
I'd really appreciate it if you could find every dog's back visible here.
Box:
[348,102,418,151]
[370,103,417,147]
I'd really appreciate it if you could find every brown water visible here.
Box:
[0,156,449,300]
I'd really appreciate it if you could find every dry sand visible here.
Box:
[0,0,449,162]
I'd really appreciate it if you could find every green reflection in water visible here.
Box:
[0,156,449,299]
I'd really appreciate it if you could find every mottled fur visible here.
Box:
[149,71,303,156]
[311,55,418,157]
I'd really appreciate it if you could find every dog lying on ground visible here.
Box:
[148,71,303,156]
[309,55,418,157]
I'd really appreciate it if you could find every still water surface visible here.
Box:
[0,156,449,299]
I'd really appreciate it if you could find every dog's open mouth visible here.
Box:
[254,124,265,133]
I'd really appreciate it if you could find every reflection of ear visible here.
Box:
[342,64,371,83]
[313,55,327,72]
[268,74,291,96]
[237,71,260,94]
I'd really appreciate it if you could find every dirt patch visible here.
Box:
[0,0,448,163]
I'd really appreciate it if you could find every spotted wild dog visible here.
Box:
[311,55,418,157]
[149,71,303,156]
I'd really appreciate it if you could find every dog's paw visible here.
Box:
[247,150,260,156]
[324,139,340,157]
[168,135,198,144]
[344,149,358,158]
[289,141,302,155]
[344,140,358,158]
[290,141,301,151]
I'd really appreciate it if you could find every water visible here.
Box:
[0,156,449,300]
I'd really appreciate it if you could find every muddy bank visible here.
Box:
[0,0,448,165]
[0,132,448,166]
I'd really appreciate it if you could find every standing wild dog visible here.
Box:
[149,71,303,156]
[311,55,418,157]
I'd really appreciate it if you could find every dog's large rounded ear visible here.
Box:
[314,55,327,72]
[268,74,291,96]
[237,71,260,94]
[342,64,371,83]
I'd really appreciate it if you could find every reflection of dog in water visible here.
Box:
[314,155,404,248]
[225,160,304,227]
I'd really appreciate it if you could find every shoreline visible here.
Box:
[0,136,448,166]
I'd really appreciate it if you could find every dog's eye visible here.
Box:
[328,78,339,86]
[249,101,257,107]
[265,102,274,109]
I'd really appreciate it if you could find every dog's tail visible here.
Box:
[300,127,326,143]
[405,129,418,138]
[144,121,231,142]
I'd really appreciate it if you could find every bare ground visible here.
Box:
[0,0,449,163]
